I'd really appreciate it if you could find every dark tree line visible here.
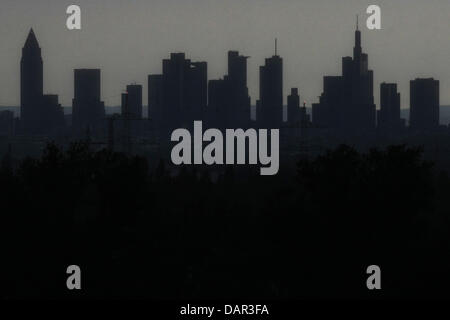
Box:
[1,142,450,299]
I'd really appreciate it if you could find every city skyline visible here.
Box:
[0,0,449,109]
[10,23,441,141]
[4,2,450,302]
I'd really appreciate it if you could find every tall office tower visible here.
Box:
[207,51,251,129]
[378,83,401,132]
[72,69,105,136]
[20,29,64,135]
[313,76,343,128]
[287,88,300,125]
[121,84,143,137]
[20,28,43,134]
[259,40,283,128]
[121,84,143,119]
[227,51,251,127]
[186,61,207,122]
[410,78,439,130]
[312,19,376,133]
[346,20,376,131]
[161,53,207,131]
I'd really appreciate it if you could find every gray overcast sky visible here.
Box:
[0,0,449,109]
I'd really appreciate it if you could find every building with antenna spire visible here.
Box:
[312,19,376,133]
[257,39,283,128]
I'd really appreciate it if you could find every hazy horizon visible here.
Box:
[1,0,449,109]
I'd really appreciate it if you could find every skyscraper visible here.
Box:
[312,19,376,133]
[122,84,143,119]
[72,69,105,136]
[21,29,43,134]
[313,76,343,128]
[20,29,64,135]
[186,61,207,123]
[161,53,207,130]
[227,51,251,127]
[287,88,300,125]
[121,84,143,137]
[410,78,439,130]
[344,20,376,131]
[378,83,402,132]
[258,40,283,129]
[208,51,251,129]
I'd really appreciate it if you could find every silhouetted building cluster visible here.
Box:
[3,26,445,149]
[147,53,208,146]
[310,21,441,136]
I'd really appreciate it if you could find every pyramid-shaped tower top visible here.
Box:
[24,28,40,49]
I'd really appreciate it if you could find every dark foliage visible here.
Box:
[1,143,449,299]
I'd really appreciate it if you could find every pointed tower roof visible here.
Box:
[24,28,40,49]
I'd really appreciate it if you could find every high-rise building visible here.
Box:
[312,20,376,133]
[122,84,143,119]
[186,61,207,122]
[161,53,207,130]
[20,29,43,134]
[410,78,439,130]
[20,29,64,135]
[378,83,402,132]
[259,41,283,128]
[72,69,105,136]
[228,51,247,90]
[227,51,251,127]
[287,88,300,125]
[121,84,143,137]
[313,76,343,128]
[207,51,251,129]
